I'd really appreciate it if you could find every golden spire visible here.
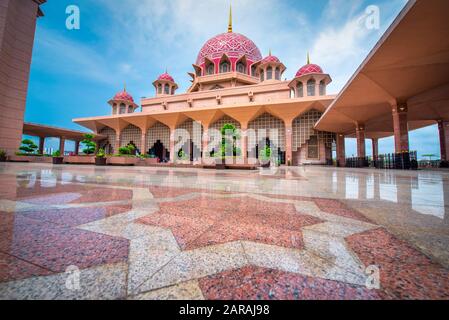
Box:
[123,82,126,92]
[269,48,272,56]
[228,5,233,33]
[307,52,310,64]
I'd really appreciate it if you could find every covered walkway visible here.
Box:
[315,0,449,166]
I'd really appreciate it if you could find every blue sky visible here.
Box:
[25,0,441,158]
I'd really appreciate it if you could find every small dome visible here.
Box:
[113,90,134,103]
[295,64,324,77]
[157,72,175,82]
[261,55,281,64]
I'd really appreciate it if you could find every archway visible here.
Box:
[248,113,286,164]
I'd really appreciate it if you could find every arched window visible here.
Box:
[267,67,273,80]
[164,84,170,94]
[119,103,126,114]
[319,80,326,96]
[290,89,295,99]
[206,64,214,75]
[275,67,280,80]
[220,62,230,73]
[112,103,117,115]
[171,86,175,95]
[128,106,133,113]
[307,79,316,96]
[236,62,246,74]
[157,84,162,94]
[260,70,264,82]
[251,65,257,77]
[297,82,304,97]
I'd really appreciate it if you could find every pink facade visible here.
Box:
[0,0,44,155]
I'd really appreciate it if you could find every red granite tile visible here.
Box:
[0,252,53,283]
[137,197,323,250]
[0,214,129,273]
[23,205,132,227]
[313,198,373,223]
[149,186,206,198]
[262,194,313,202]
[346,228,449,300]
[138,213,215,250]
[199,266,387,300]
[189,221,304,250]
[71,188,133,203]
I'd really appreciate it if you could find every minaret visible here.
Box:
[153,71,178,97]
[109,84,138,115]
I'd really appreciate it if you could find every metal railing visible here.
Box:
[345,151,418,170]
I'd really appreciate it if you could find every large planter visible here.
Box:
[8,155,30,162]
[144,158,160,165]
[52,157,64,164]
[214,158,226,170]
[64,155,95,164]
[260,160,271,168]
[95,157,107,166]
[107,157,138,166]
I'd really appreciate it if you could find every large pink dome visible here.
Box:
[196,32,262,66]
[295,64,324,77]
[113,90,134,103]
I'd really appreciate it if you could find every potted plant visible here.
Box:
[108,144,138,166]
[95,148,107,166]
[19,139,38,155]
[259,146,272,168]
[0,149,6,162]
[82,134,97,155]
[52,150,64,164]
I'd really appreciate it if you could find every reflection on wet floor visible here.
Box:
[4,163,449,225]
[0,162,448,299]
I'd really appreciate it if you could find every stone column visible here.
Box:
[169,128,175,163]
[140,132,147,155]
[115,131,121,153]
[392,103,409,153]
[241,124,248,164]
[59,137,65,156]
[38,137,45,155]
[285,122,293,166]
[74,140,80,155]
[372,138,379,159]
[356,124,366,158]
[202,126,209,164]
[336,134,346,167]
[438,120,449,161]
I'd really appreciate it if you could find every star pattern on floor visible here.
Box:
[0,181,448,300]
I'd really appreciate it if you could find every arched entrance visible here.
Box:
[248,113,286,164]
[149,140,168,162]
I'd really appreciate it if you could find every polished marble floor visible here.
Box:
[0,163,448,300]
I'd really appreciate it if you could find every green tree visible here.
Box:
[81,134,96,155]
[19,139,38,154]
[220,124,240,157]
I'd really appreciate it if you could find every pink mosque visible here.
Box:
[74,8,337,166]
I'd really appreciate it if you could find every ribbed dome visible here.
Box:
[196,32,262,66]
[261,55,281,64]
[113,90,134,103]
[295,64,324,77]
[157,72,175,82]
